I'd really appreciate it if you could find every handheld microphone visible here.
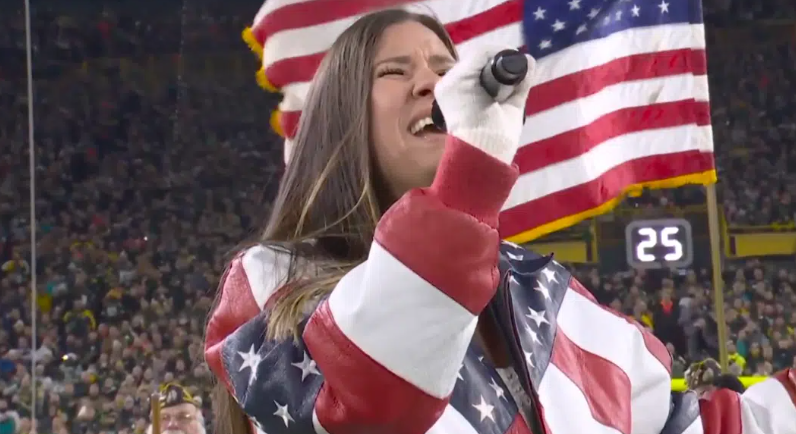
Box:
[431,49,528,132]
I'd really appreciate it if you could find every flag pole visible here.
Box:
[151,392,162,434]
[705,183,729,371]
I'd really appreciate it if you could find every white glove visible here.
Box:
[434,45,535,165]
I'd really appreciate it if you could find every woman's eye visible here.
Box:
[377,68,404,77]
[437,70,449,77]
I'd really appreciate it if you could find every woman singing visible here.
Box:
[205,8,796,434]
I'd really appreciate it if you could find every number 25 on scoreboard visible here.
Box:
[625,219,694,269]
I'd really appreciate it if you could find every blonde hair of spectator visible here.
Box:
[211,10,456,434]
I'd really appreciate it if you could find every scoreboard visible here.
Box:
[595,207,711,272]
[625,219,693,269]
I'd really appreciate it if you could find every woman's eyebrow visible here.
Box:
[375,54,454,67]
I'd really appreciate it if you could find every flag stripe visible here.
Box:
[326,242,479,399]
[530,24,705,87]
[505,125,713,209]
[444,0,522,44]
[305,302,449,434]
[698,390,743,434]
[265,52,325,90]
[262,10,523,90]
[274,84,309,113]
[741,373,796,434]
[271,44,711,166]
[312,409,332,434]
[538,365,623,434]
[240,245,292,309]
[203,255,262,390]
[526,49,707,117]
[550,328,631,434]
[280,110,301,139]
[499,149,715,237]
[259,0,521,71]
[522,73,709,144]
[517,99,710,175]
[568,278,672,374]
[258,9,706,94]
[505,414,534,434]
[774,368,796,405]
[267,23,706,112]
[253,0,315,26]
[430,405,481,434]
[253,0,417,48]
[257,0,517,68]
[277,75,709,157]
[279,83,312,112]
[557,287,672,434]
[455,20,524,54]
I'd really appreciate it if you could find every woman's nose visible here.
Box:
[412,67,442,98]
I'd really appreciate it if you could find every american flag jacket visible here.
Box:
[205,137,796,434]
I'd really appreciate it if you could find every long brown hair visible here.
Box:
[211,8,456,434]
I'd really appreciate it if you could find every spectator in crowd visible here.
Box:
[575,258,796,378]
[0,399,21,434]
[685,358,748,397]
[146,383,205,434]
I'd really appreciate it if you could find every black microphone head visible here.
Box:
[492,49,528,86]
[431,101,446,132]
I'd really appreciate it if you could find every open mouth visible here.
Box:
[409,116,444,136]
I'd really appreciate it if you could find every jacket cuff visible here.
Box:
[429,135,519,227]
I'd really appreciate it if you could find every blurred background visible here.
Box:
[0,0,794,433]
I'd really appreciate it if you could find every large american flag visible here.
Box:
[243,0,715,242]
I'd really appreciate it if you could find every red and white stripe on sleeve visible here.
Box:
[204,245,292,387]
[304,137,518,433]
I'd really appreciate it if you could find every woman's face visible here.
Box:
[370,20,455,201]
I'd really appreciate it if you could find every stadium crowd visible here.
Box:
[1,0,795,433]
